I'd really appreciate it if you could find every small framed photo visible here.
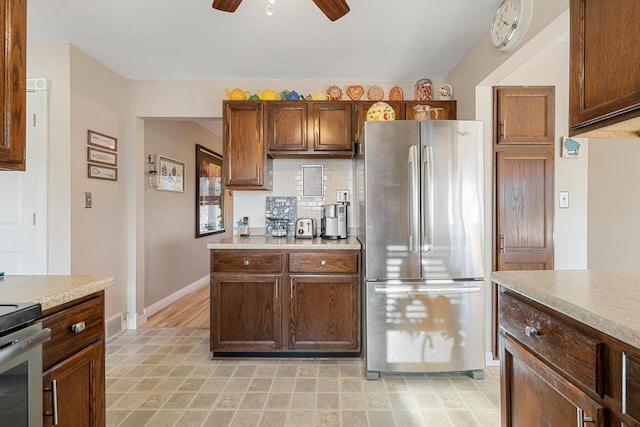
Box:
[157,155,186,192]
[88,163,117,181]
[88,130,117,152]
[87,146,117,166]
[561,136,585,158]
[302,165,324,197]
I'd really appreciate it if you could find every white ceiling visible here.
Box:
[27,0,500,81]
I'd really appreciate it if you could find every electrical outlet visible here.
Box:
[336,189,350,203]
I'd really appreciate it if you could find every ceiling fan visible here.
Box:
[212,0,350,21]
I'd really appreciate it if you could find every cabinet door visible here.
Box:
[500,334,603,427]
[495,86,555,144]
[288,275,360,351]
[223,102,271,189]
[43,340,105,427]
[309,102,353,152]
[266,102,308,151]
[570,0,640,134]
[496,148,554,271]
[354,101,404,143]
[404,101,457,121]
[0,0,26,171]
[211,274,282,350]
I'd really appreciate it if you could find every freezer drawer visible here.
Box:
[365,280,484,378]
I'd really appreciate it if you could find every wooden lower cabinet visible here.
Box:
[43,341,105,427]
[288,275,359,351]
[499,287,640,427]
[211,274,282,350]
[500,335,603,426]
[41,292,106,427]
[210,248,361,356]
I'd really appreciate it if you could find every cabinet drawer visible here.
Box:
[499,291,603,395]
[42,295,104,370]
[212,251,282,273]
[289,252,358,273]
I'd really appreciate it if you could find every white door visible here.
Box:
[0,85,48,274]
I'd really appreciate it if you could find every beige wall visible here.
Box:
[143,120,230,308]
[68,45,129,322]
[27,43,130,325]
[588,140,640,268]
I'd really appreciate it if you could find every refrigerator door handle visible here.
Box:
[374,285,481,294]
[423,145,434,253]
[408,145,420,253]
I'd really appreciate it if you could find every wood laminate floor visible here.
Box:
[142,284,209,329]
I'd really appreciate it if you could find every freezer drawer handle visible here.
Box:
[373,286,480,294]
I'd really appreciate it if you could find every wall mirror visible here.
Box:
[196,144,225,237]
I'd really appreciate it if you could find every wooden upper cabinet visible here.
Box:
[495,86,555,144]
[266,102,308,151]
[570,0,640,135]
[354,101,404,143]
[403,101,457,121]
[309,101,353,152]
[223,101,272,190]
[0,0,27,171]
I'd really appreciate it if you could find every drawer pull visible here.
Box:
[524,326,539,337]
[320,260,327,266]
[71,321,86,333]
[243,260,250,266]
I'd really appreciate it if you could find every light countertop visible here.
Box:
[491,269,640,349]
[0,275,115,311]
[207,235,361,250]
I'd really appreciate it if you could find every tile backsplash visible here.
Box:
[233,158,352,235]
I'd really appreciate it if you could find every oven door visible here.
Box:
[0,323,51,427]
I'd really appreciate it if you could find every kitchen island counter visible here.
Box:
[0,275,115,311]
[491,269,640,351]
[207,235,361,250]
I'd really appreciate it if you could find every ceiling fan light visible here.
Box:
[268,0,276,4]
[265,4,274,15]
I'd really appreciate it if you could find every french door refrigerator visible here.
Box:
[354,120,485,380]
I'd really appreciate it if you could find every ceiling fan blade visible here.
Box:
[312,0,350,21]
[212,0,243,13]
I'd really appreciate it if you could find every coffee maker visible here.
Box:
[321,203,347,239]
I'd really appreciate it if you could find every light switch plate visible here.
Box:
[559,191,569,209]
[84,192,92,208]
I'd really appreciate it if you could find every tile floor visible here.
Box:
[106,329,501,427]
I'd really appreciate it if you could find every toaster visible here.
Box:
[295,218,315,239]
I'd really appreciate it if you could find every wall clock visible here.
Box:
[490,0,535,52]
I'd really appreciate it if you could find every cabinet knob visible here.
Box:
[524,326,539,337]
[320,260,327,266]
[243,260,250,266]
[71,321,86,333]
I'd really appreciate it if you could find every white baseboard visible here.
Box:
[486,352,500,367]
[143,274,209,320]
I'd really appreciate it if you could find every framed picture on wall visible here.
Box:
[88,163,117,181]
[87,130,117,152]
[196,145,225,237]
[87,146,117,166]
[157,155,185,192]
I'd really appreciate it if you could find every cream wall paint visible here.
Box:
[143,120,230,308]
[68,45,129,321]
[587,140,640,268]
[26,43,72,274]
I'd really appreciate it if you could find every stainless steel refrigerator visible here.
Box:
[354,120,485,380]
